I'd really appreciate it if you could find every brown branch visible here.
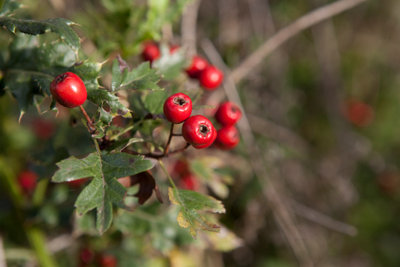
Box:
[79,105,95,133]
[164,123,175,155]
[230,0,368,83]
[201,39,314,266]
[181,0,202,57]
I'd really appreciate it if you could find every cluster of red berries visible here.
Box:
[141,42,224,90]
[79,248,117,267]
[163,92,216,149]
[214,102,242,150]
[163,93,241,150]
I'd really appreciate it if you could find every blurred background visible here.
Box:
[1,0,400,266]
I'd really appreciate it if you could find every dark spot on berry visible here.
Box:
[231,105,239,113]
[173,96,187,106]
[199,124,209,136]
[55,73,68,84]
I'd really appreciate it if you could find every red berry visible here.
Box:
[345,100,374,127]
[173,159,190,176]
[50,72,87,108]
[182,115,216,149]
[79,248,94,264]
[68,178,87,189]
[163,93,192,123]
[169,45,180,54]
[180,174,198,191]
[141,42,160,63]
[215,102,242,126]
[32,118,55,140]
[186,56,208,79]
[98,254,117,267]
[199,66,223,90]
[216,125,240,150]
[17,170,37,194]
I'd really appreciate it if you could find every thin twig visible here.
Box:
[291,201,357,236]
[79,105,95,133]
[0,236,6,267]
[181,0,201,57]
[201,39,313,266]
[164,123,175,155]
[230,0,368,83]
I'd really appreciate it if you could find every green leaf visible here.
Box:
[0,17,80,51]
[168,187,225,237]
[153,45,187,80]
[0,0,21,16]
[141,89,167,114]
[87,88,128,114]
[111,61,162,91]
[52,151,155,234]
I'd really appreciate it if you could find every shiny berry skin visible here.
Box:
[199,66,223,90]
[163,93,192,123]
[215,102,242,126]
[182,115,216,149]
[186,56,208,79]
[216,125,240,150]
[98,254,117,267]
[141,42,160,63]
[17,170,37,194]
[50,72,87,108]
[180,174,198,191]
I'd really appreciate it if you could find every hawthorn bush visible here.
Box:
[1,0,400,266]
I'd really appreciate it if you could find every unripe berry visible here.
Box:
[215,102,242,126]
[199,66,223,90]
[17,170,37,194]
[182,115,216,149]
[50,72,87,108]
[216,125,240,150]
[141,42,160,63]
[186,56,208,79]
[163,93,192,123]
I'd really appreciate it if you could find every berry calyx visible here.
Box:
[216,125,240,150]
[215,101,242,126]
[17,170,37,194]
[141,42,160,63]
[199,65,224,90]
[163,93,192,123]
[50,72,87,108]
[186,55,208,79]
[182,115,216,149]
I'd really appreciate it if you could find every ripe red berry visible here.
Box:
[216,125,240,150]
[215,102,242,126]
[186,56,208,79]
[50,72,87,108]
[180,174,198,191]
[173,159,190,177]
[163,93,192,123]
[182,115,216,149]
[345,100,374,127]
[68,178,87,189]
[17,170,37,194]
[199,66,223,90]
[32,118,55,140]
[141,42,160,63]
[79,248,94,265]
[98,254,117,267]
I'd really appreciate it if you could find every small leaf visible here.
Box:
[131,171,163,205]
[168,187,225,237]
[0,0,21,16]
[87,88,128,115]
[141,89,168,114]
[153,44,187,80]
[52,153,101,183]
[0,17,80,51]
